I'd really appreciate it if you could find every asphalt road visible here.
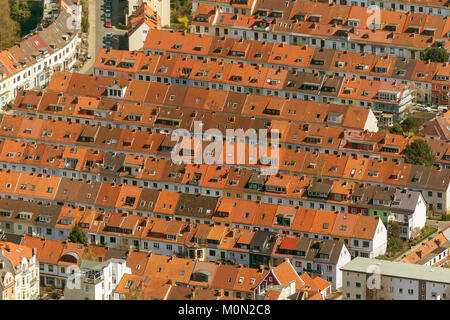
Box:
[80,0,127,74]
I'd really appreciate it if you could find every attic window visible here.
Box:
[124,280,133,289]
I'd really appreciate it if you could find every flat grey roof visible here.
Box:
[341,257,450,284]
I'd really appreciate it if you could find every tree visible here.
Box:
[389,123,403,135]
[177,16,190,29]
[401,117,422,134]
[421,47,449,63]
[387,222,404,255]
[171,0,192,29]
[68,225,88,244]
[0,1,20,50]
[81,16,89,33]
[404,139,435,166]
[9,0,31,26]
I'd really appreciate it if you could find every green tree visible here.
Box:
[68,225,88,244]
[421,47,449,63]
[9,0,31,26]
[389,123,403,135]
[81,16,89,33]
[387,222,405,254]
[404,139,435,166]
[401,117,422,134]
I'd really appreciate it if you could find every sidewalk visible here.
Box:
[80,0,97,74]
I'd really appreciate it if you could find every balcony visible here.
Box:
[303,268,323,276]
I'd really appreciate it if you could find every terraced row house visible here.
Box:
[190,1,450,61]
[0,0,80,107]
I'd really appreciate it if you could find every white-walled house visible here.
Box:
[271,237,351,291]
[342,257,450,300]
[127,4,161,52]
[63,258,131,300]
[390,190,427,240]
[0,241,39,300]
[0,3,80,108]
[127,0,170,27]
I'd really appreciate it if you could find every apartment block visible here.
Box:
[342,257,450,300]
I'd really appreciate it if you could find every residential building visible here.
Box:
[190,2,450,62]
[342,257,450,300]
[128,3,161,51]
[0,2,81,107]
[0,241,39,300]
[399,232,450,267]
[127,0,170,27]
[271,237,351,290]
[63,258,131,300]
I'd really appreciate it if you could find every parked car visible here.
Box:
[438,106,448,113]
[105,21,112,28]
[416,105,431,112]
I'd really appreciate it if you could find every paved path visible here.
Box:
[80,0,97,74]
[80,0,127,74]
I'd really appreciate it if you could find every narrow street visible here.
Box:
[80,0,128,74]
